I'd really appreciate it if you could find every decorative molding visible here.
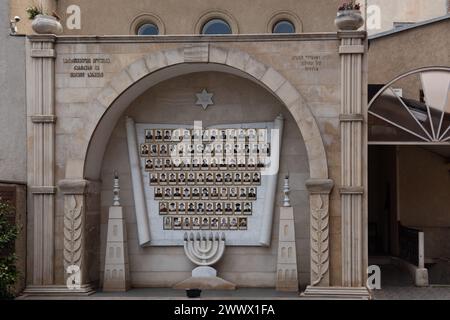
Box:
[31,115,57,123]
[22,284,95,296]
[31,33,341,44]
[339,114,364,122]
[339,45,364,54]
[302,286,372,300]
[305,179,334,195]
[193,9,240,34]
[58,179,89,195]
[30,48,56,58]
[29,186,57,194]
[337,30,367,39]
[129,12,166,35]
[339,186,364,195]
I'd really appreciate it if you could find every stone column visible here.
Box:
[26,35,57,286]
[338,31,368,289]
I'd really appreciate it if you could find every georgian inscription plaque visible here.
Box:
[62,56,111,78]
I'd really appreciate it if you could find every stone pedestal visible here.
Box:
[276,207,298,292]
[103,206,130,292]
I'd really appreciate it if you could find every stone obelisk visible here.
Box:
[103,172,131,292]
[276,175,299,292]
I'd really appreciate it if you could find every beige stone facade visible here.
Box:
[20,30,370,298]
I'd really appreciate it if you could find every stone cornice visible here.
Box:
[28,33,341,44]
[58,179,89,195]
[337,30,367,39]
[305,179,334,194]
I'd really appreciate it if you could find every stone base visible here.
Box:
[103,280,131,292]
[174,277,236,291]
[391,257,429,287]
[20,284,96,297]
[301,286,372,300]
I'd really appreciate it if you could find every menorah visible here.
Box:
[174,231,235,291]
[183,232,226,266]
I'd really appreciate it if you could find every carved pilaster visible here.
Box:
[58,179,93,293]
[338,30,368,288]
[26,35,57,286]
[305,179,334,287]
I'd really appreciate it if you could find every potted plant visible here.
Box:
[26,1,63,34]
[335,1,364,30]
[0,201,19,299]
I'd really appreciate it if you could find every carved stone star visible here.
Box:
[195,89,214,110]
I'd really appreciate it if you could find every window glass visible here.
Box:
[273,20,295,33]
[202,19,232,35]
[137,23,159,35]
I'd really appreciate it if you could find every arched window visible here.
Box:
[137,23,159,35]
[272,20,295,33]
[201,18,232,35]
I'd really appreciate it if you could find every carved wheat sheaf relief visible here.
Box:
[64,195,83,269]
[310,194,329,286]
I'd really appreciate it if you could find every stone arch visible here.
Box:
[83,44,329,182]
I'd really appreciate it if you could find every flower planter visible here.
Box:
[335,10,364,30]
[31,14,63,34]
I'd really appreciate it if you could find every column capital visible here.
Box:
[305,179,334,195]
[58,179,89,195]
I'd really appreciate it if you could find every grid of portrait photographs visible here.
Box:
[141,128,269,231]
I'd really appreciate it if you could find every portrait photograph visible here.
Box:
[163,129,172,141]
[171,129,181,142]
[234,202,242,214]
[210,217,219,230]
[145,129,154,142]
[215,202,223,214]
[237,129,246,141]
[205,172,214,184]
[192,129,202,141]
[182,129,191,142]
[178,202,186,214]
[173,187,182,199]
[192,217,201,230]
[159,173,167,184]
[159,202,168,215]
[172,158,183,170]
[182,187,191,199]
[226,129,236,140]
[154,187,163,200]
[163,158,172,170]
[229,217,238,230]
[201,217,210,230]
[247,129,257,141]
[243,202,252,215]
[209,157,219,169]
[224,173,233,184]
[220,217,229,230]
[238,187,247,200]
[200,157,209,170]
[164,188,172,200]
[150,173,158,186]
[178,172,186,184]
[219,129,227,141]
[224,202,233,214]
[192,157,201,170]
[243,172,251,184]
[248,187,257,200]
[196,172,205,184]
[214,173,223,184]
[234,172,242,184]
[247,157,257,169]
[163,216,172,230]
[187,203,196,214]
[238,217,248,230]
[237,156,246,168]
[154,129,163,141]
[150,144,158,156]
[253,172,261,184]
[187,173,196,184]
[168,173,177,185]
[173,217,182,230]
[257,128,267,143]
[205,202,214,214]
[210,187,219,199]
[140,143,150,156]
[159,144,168,156]
[191,187,200,199]
[168,202,177,214]
[196,202,205,214]
[210,129,219,141]
[219,187,228,200]
[154,158,163,170]
[229,187,238,199]
[219,158,227,170]
[201,187,209,200]
[145,158,154,171]
[182,217,191,230]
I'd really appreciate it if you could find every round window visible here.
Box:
[272,20,295,33]
[137,23,159,35]
[201,19,232,35]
